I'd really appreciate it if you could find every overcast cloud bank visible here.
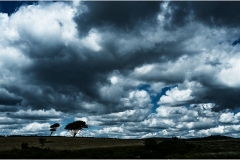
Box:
[0,1,240,138]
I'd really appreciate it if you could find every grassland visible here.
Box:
[1,136,240,158]
[0,136,144,150]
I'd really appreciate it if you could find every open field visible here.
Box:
[174,139,240,158]
[1,136,240,158]
[0,136,144,151]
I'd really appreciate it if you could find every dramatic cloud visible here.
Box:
[0,1,240,138]
[74,1,161,36]
[158,87,193,106]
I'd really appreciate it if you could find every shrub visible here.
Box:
[144,138,158,152]
[39,137,46,148]
[172,136,179,140]
[21,142,29,149]
[157,139,196,157]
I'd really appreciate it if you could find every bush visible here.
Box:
[172,136,179,140]
[157,139,196,157]
[39,137,46,148]
[21,142,29,149]
[144,138,158,152]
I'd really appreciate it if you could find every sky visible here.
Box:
[0,1,240,139]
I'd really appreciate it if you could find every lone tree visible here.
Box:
[39,137,46,148]
[64,120,88,137]
[50,123,60,136]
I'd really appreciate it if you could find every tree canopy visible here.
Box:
[50,123,60,136]
[64,120,88,137]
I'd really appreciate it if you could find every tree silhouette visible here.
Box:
[64,120,88,137]
[39,137,46,148]
[50,123,60,136]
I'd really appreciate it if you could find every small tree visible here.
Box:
[39,137,46,148]
[50,123,60,136]
[64,120,88,137]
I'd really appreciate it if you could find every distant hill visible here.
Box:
[142,135,234,141]
[186,135,234,141]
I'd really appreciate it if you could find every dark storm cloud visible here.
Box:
[74,1,161,36]
[6,112,61,120]
[166,1,240,29]
[0,124,25,129]
[4,84,88,113]
[0,97,21,106]
[15,34,190,113]
[0,89,22,106]
[204,88,240,112]
[189,68,240,111]
[18,48,118,111]
[0,105,19,112]
[192,88,240,112]
[0,118,25,125]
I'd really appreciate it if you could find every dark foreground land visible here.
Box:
[0,135,240,158]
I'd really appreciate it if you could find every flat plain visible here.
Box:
[0,136,144,150]
[1,136,240,158]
